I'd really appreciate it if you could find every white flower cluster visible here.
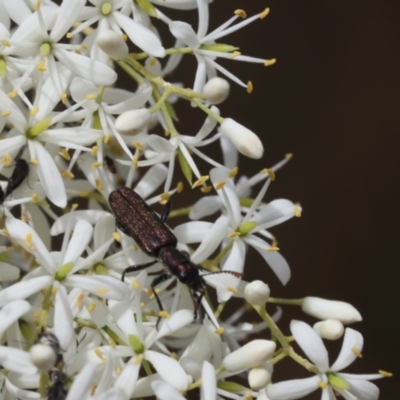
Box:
[0,1,389,399]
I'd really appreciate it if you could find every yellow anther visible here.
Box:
[267,246,280,252]
[34,311,41,318]
[87,303,96,312]
[230,51,241,59]
[352,347,363,358]
[164,129,171,137]
[259,8,270,19]
[379,370,393,377]
[59,149,70,160]
[97,288,109,296]
[247,81,253,94]
[107,338,116,348]
[25,233,36,251]
[86,93,96,100]
[2,154,12,166]
[228,167,239,178]
[158,310,171,319]
[285,153,293,159]
[104,133,110,144]
[1,40,11,47]
[7,90,17,98]
[115,366,121,373]
[37,59,46,72]
[317,381,329,389]
[228,232,241,238]
[95,179,104,190]
[30,159,39,165]
[134,142,144,152]
[160,192,171,202]
[2,110,11,117]
[94,348,106,362]
[90,385,96,396]
[91,161,102,169]
[132,280,140,289]
[66,32,73,39]
[134,354,143,364]
[79,191,90,197]
[200,185,212,193]
[61,170,74,179]
[81,43,88,50]
[35,1,41,11]
[132,156,138,169]
[31,193,39,203]
[112,232,121,242]
[177,181,184,193]
[227,286,238,293]
[60,91,68,104]
[72,203,78,210]
[192,175,209,188]
[140,302,145,308]
[91,146,98,156]
[30,107,40,116]
[215,327,225,335]
[264,58,276,67]
[294,207,302,217]
[234,9,247,18]
[215,180,226,190]
[121,33,128,41]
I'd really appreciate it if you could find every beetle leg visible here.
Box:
[150,273,173,328]
[160,199,172,223]
[121,260,158,282]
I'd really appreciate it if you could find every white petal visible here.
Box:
[174,221,214,244]
[0,300,30,338]
[62,220,93,264]
[0,347,37,374]
[189,195,222,220]
[40,127,103,148]
[51,210,108,235]
[0,136,26,172]
[156,309,194,340]
[63,275,129,300]
[145,350,188,391]
[94,213,116,250]
[134,164,168,199]
[0,262,20,281]
[338,376,380,400]
[54,283,75,349]
[0,90,27,132]
[151,380,187,400]
[290,320,329,372]
[114,362,141,399]
[330,328,363,371]
[50,0,85,42]
[66,363,97,400]
[169,21,200,48]
[3,0,32,26]
[108,300,138,336]
[253,199,297,227]
[147,134,175,153]
[201,361,216,400]
[114,12,165,58]
[31,141,67,208]
[5,376,40,399]
[266,376,320,400]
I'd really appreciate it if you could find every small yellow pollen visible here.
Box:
[231,51,241,59]
[61,170,74,179]
[234,9,247,18]
[74,49,82,55]
[37,59,46,72]
[159,310,170,319]
[31,193,39,203]
[132,280,140,289]
[25,233,36,251]
[1,228,9,237]
[87,303,96,312]
[228,231,241,238]
[267,246,280,252]
[2,154,12,166]
[227,286,238,293]
[192,175,209,188]
[294,207,302,217]
[170,352,178,360]
[259,8,270,19]
[94,348,106,362]
[97,288,109,296]
[34,311,41,318]
[95,179,104,190]
[177,181,184,193]
[115,366,121,374]
[285,153,293,159]
[164,129,171,137]
[352,346,363,358]
[30,159,39,165]
[86,93,96,100]
[35,1,41,11]
[132,156,138,169]
[121,33,128,42]
[113,232,121,242]
[261,168,275,181]
[379,370,393,377]
[61,92,68,104]
[215,327,225,335]
[215,180,226,190]
[91,146,98,156]
[104,133,110,144]
[81,43,88,50]
[148,288,160,299]
[90,385,96,396]
[200,185,212,193]
[134,142,144,152]
[72,203,78,210]
[1,39,11,47]
[140,302,145,308]
[91,161,102,169]
[317,381,329,389]
[160,192,171,202]
[79,191,90,197]
[247,81,253,94]
[7,90,17,98]
[76,293,85,307]
[264,58,277,67]
[2,110,11,117]
[134,354,143,364]
[244,391,253,400]
[59,149,70,160]
[228,167,239,178]
[30,107,39,116]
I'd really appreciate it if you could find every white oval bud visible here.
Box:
[222,340,276,372]
[313,319,344,340]
[220,118,264,159]
[302,297,362,324]
[203,77,230,104]
[115,108,151,136]
[29,344,57,371]
[245,280,270,305]
[248,366,272,390]
[96,29,129,60]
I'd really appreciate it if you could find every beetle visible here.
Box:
[109,187,241,321]
[0,159,30,205]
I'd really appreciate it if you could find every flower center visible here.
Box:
[101,2,113,15]
[39,42,52,56]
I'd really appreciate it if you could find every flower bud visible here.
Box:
[96,29,129,60]
[245,280,270,305]
[222,340,276,372]
[30,344,57,371]
[115,108,151,136]
[220,118,264,159]
[248,366,272,390]
[313,319,344,340]
[203,77,230,104]
[302,297,362,324]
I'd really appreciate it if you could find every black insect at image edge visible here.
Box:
[108,187,242,323]
[0,159,30,205]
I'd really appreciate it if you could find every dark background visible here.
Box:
[154,0,399,398]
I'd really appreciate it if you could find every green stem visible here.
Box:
[74,318,97,329]
[142,359,153,376]
[102,326,127,346]
[267,297,304,306]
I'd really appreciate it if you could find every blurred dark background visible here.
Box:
[151,0,399,398]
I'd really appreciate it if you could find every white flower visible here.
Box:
[313,319,344,341]
[266,321,383,400]
[203,77,230,104]
[245,280,270,305]
[96,29,129,60]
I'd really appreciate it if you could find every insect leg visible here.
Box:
[149,273,173,328]
[160,199,172,223]
[122,260,158,282]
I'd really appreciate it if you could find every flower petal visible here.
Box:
[266,376,320,400]
[0,300,30,338]
[62,220,93,265]
[330,328,363,372]
[151,380,187,400]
